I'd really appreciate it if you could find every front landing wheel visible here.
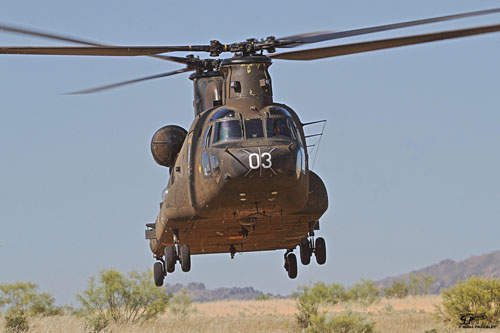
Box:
[286,253,298,279]
[153,262,165,287]
[165,246,176,273]
[299,238,312,265]
[180,244,191,272]
[315,237,326,265]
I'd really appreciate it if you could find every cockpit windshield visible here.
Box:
[210,106,298,144]
[266,117,294,139]
[213,120,242,143]
[245,119,264,139]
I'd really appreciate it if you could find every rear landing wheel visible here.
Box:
[165,246,176,273]
[299,238,311,265]
[286,253,298,279]
[180,244,191,272]
[153,262,165,287]
[315,237,326,265]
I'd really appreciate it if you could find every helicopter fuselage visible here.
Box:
[147,56,328,258]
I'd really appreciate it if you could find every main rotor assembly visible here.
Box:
[1,7,500,93]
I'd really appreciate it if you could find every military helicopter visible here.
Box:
[1,8,500,285]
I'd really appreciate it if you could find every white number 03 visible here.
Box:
[248,152,272,169]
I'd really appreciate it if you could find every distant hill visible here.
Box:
[375,250,500,294]
[164,282,285,302]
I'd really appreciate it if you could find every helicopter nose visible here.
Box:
[222,143,303,183]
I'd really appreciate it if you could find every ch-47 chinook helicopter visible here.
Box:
[2,7,500,285]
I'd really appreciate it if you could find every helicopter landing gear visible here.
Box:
[153,260,165,287]
[165,245,176,273]
[300,236,327,265]
[165,242,191,274]
[299,238,312,265]
[284,250,298,279]
[314,237,326,265]
[180,244,191,272]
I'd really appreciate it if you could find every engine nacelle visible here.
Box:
[151,125,187,168]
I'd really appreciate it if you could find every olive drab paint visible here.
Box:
[146,55,328,278]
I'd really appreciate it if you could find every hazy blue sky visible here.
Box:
[1,0,499,305]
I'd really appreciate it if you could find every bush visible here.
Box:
[408,273,434,295]
[77,269,171,331]
[308,311,374,333]
[295,282,351,329]
[384,280,409,298]
[0,282,61,317]
[0,282,61,332]
[295,285,323,329]
[4,312,29,333]
[435,276,500,328]
[346,280,379,307]
[254,294,272,301]
[384,273,434,298]
[169,289,194,318]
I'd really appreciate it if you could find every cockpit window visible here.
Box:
[210,108,236,121]
[245,119,264,139]
[266,117,294,139]
[269,106,292,117]
[202,125,212,149]
[213,120,242,143]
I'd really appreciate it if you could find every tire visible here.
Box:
[287,253,298,279]
[180,244,191,272]
[153,262,164,287]
[165,246,176,273]
[315,237,326,265]
[299,238,311,265]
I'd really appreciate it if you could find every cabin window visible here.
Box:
[245,119,264,139]
[266,117,294,139]
[268,106,292,117]
[213,120,242,143]
[202,125,212,149]
[201,151,211,177]
[210,108,236,121]
[210,154,220,173]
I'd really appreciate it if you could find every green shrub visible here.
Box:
[295,285,323,329]
[346,280,379,307]
[384,280,409,298]
[0,282,61,317]
[4,312,29,333]
[254,294,271,301]
[384,273,434,298]
[435,276,500,328]
[77,269,171,331]
[308,311,374,333]
[408,273,434,295]
[295,282,351,329]
[0,282,62,332]
[169,289,194,318]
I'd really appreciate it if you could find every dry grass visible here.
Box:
[3,296,500,332]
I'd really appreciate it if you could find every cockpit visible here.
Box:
[206,106,298,146]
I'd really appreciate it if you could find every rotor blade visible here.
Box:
[0,22,191,64]
[67,67,193,94]
[0,45,210,56]
[271,23,500,61]
[277,7,500,47]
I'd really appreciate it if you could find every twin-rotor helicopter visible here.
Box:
[2,7,500,285]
